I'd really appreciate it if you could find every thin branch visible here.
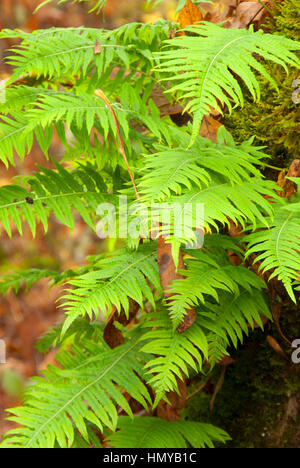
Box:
[94,88,140,199]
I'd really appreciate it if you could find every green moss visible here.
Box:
[185,303,300,447]
[224,0,300,169]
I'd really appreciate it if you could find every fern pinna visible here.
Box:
[0,0,299,449]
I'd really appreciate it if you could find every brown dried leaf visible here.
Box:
[266,334,288,359]
[94,40,102,55]
[199,114,222,143]
[103,300,140,349]
[227,1,269,29]
[178,0,202,33]
[157,378,186,421]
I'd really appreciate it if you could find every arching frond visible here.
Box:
[168,177,277,233]
[141,310,208,400]
[0,161,108,236]
[0,268,59,295]
[167,246,268,328]
[61,244,162,334]
[1,328,151,448]
[200,290,271,366]
[108,416,230,448]
[245,196,300,302]
[157,22,300,143]
[138,131,267,202]
[2,21,172,82]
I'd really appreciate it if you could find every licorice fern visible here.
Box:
[0,0,299,449]
[245,193,300,302]
[157,22,300,143]
[108,416,231,448]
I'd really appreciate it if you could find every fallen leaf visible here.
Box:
[178,0,202,33]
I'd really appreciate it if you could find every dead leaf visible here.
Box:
[94,40,102,55]
[199,114,222,143]
[266,334,288,359]
[157,378,186,421]
[178,0,202,33]
[227,1,269,29]
[103,300,139,349]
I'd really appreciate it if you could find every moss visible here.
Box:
[224,0,300,169]
[185,302,300,447]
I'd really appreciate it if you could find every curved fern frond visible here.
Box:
[138,132,267,202]
[141,310,208,399]
[157,22,300,143]
[168,177,277,232]
[200,290,271,366]
[0,269,59,295]
[108,416,230,448]
[0,114,33,167]
[245,196,300,302]
[0,265,89,296]
[167,246,267,328]
[1,328,151,448]
[3,21,172,82]
[0,161,108,236]
[61,244,161,334]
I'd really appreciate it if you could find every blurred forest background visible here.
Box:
[0,0,299,448]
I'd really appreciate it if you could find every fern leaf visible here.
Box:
[157,22,300,143]
[245,197,300,302]
[138,132,267,202]
[0,161,108,236]
[108,416,230,448]
[141,309,208,400]
[167,246,267,328]
[61,244,162,334]
[0,268,59,295]
[1,328,151,448]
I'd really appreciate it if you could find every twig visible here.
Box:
[94,88,140,199]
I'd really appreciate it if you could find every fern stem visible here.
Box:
[258,163,285,171]
[94,88,141,199]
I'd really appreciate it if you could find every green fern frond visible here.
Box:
[0,114,33,167]
[157,22,300,143]
[168,177,277,232]
[1,328,151,448]
[25,91,128,138]
[0,161,108,236]
[200,290,271,366]
[36,318,105,353]
[167,246,267,328]
[138,132,267,202]
[3,21,171,82]
[108,416,230,448]
[5,28,126,80]
[35,0,107,14]
[61,244,162,334]
[0,268,59,295]
[245,196,300,302]
[141,309,208,399]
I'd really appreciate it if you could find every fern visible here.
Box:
[0,161,108,236]
[0,0,299,449]
[61,243,162,333]
[0,268,59,295]
[108,416,230,448]
[2,327,151,448]
[245,195,300,302]
[167,245,269,328]
[141,309,208,399]
[157,22,300,143]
